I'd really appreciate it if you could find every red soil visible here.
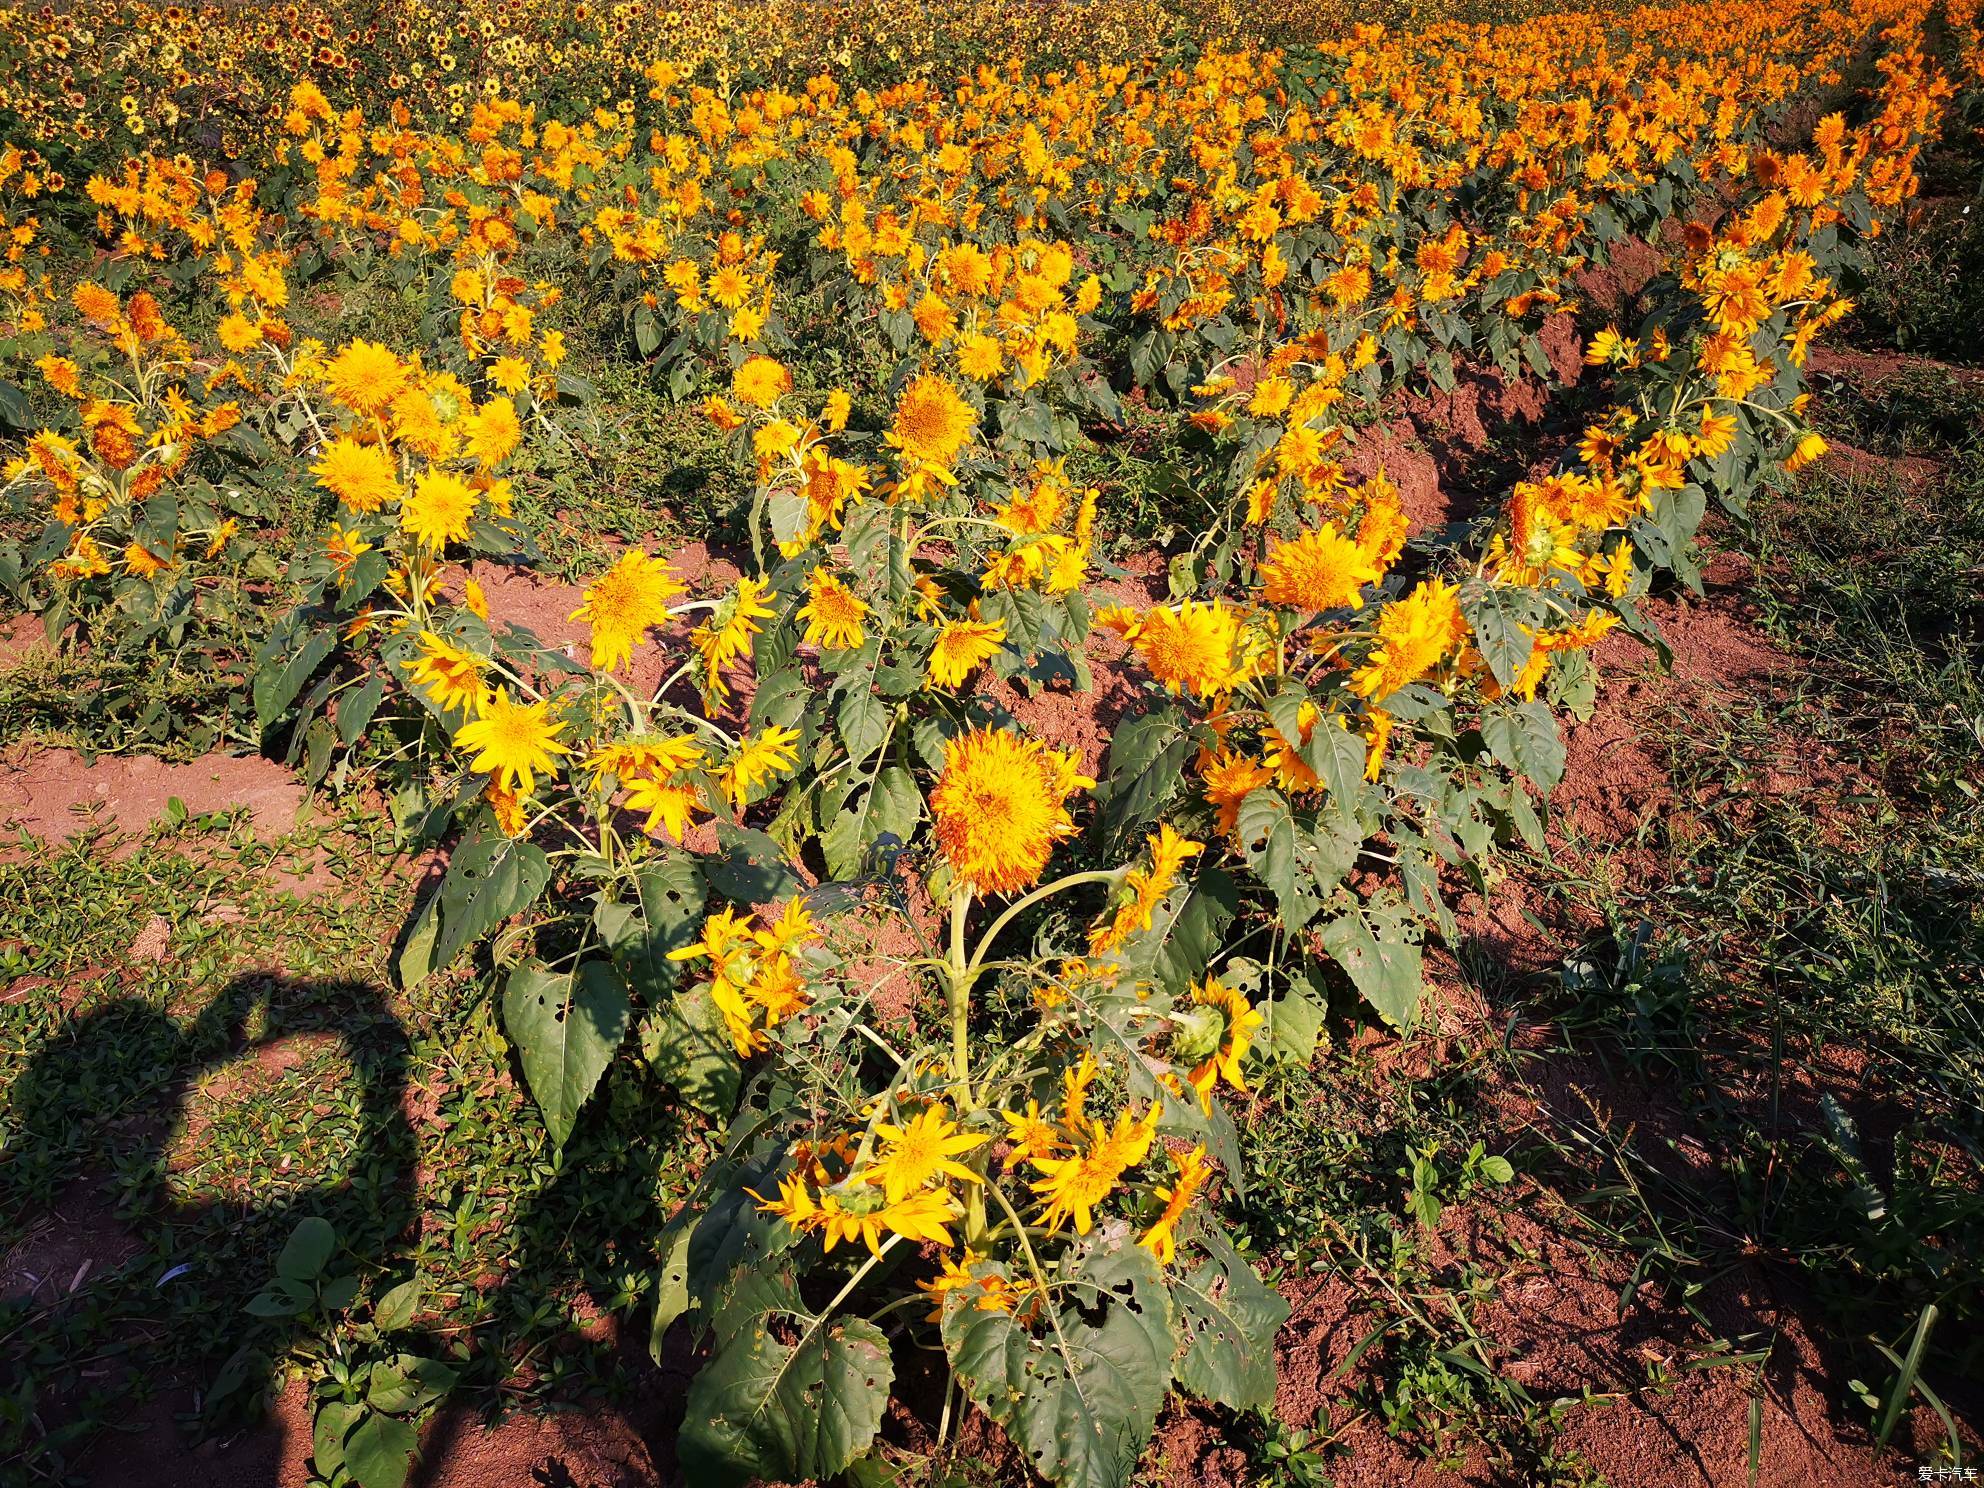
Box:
[0,745,304,851]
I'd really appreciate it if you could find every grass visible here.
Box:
[0,807,720,1482]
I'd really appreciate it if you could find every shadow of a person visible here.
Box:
[0,971,416,1486]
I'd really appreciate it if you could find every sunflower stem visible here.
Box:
[946,885,974,1108]
[964,869,1119,981]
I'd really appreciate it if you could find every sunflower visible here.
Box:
[1139,1144,1212,1265]
[957,332,1004,381]
[568,549,683,673]
[1350,578,1465,701]
[999,1100,1066,1164]
[718,724,801,809]
[925,613,1006,688]
[863,1106,987,1202]
[584,734,706,785]
[1129,599,1246,698]
[461,395,521,468]
[123,542,171,577]
[1183,978,1263,1104]
[406,631,488,716]
[311,436,400,513]
[621,775,708,842]
[1029,1105,1159,1235]
[1089,823,1204,954]
[1258,523,1383,613]
[453,687,569,796]
[1200,749,1273,835]
[689,577,775,699]
[323,339,408,416]
[399,468,478,551]
[730,354,791,409]
[798,567,868,651]
[822,1186,960,1256]
[930,727,1093,895]
[887,373,976,468]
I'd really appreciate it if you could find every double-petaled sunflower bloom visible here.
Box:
[569,548,684,673]
[930,726,1093,895]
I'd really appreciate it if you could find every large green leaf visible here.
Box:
[1263,957,1330,1066]
[1481,701,1566,792]
[1460,583,1540,692]
[837,684,890,765]
[403,831,552,987]
[678,1314,894,1487]
[253,620,336,729]
[944,1235,1175,1488]
[502,960,631,1148]
[342,1410,418,1488]
[702,823,804,902]
[1319,896,1424,1033]
[624,855,707,995]
[1234,789,1323,931]
[1117,866,1237,997]
[1172,1225,1289,1412]
[821,764,921,881]
[1095,707,1193,848]
[643,978,741,1116]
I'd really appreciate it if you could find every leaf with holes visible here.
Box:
[403,830,551,987]
[1318,896,1424,1033]
[502,960,631,1149]
[944,1234,1174,1488]
[678,1314,894,1487]
[1481,701,1566,792]
[1172,1224,1288,1412]
[1460,583,1541,691]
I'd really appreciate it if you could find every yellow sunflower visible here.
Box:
[929,727,1093,895]
[323,339,408,417]
[453,688,569,796]
[399,468,478,551]
[310,436,400,513]
[925,614,1006,688]
[887,373,976,468]
[569,549,683,673]
[798,567,869,651]
[406,631,488,716]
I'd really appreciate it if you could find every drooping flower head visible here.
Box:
[690,577,775,700]
[1180,978,1264,1105]
[407,631,489,716]
[1139,1144,1212,1265]
[926,614,1006,689]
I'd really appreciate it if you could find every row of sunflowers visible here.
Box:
[0,0,1967,1480]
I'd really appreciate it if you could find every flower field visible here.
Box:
[2,0,1982,1484]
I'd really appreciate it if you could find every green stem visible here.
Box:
[964,869,1119,981]
[947,885,973,1107]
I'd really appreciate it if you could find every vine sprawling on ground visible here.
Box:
[0,0,1974,1481]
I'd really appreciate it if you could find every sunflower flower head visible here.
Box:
[930,726,1093,896]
